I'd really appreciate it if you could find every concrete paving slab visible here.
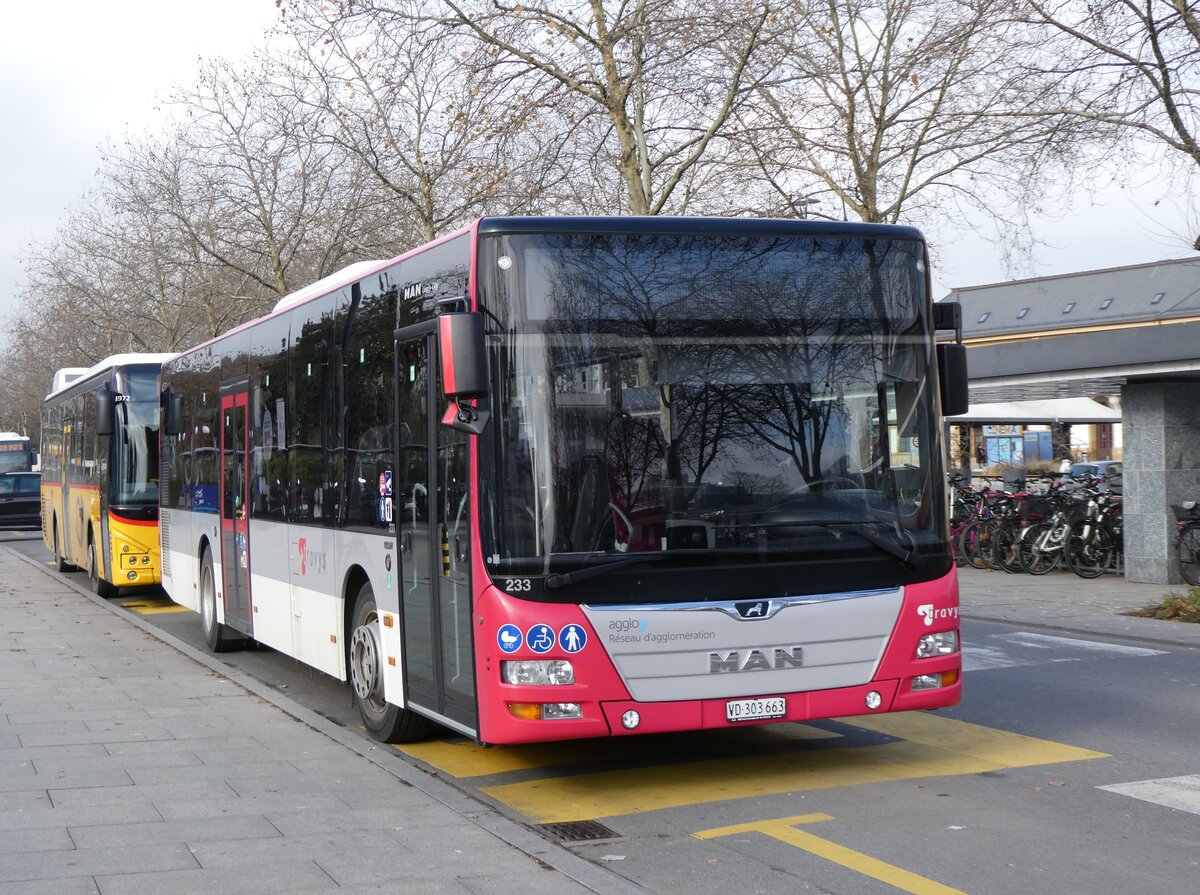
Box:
[0,842,198,883]
[0,877,100,895]
[92,859,334,895]
[47,781,235,809]
[69,814,283,850]
[0,804,164,832]
[0,827,75,856]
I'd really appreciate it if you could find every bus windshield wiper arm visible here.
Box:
[544,554,667,591]
[760,516,925,570]
[835,522,925,569]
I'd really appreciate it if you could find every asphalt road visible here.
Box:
[6,529,1199,895]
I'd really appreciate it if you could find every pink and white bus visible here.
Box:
[159,216,967,744]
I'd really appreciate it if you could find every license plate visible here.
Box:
[725,696,786,722]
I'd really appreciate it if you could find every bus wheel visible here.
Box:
[200,548,244,653]
[88,539,118,598]
[52,524,73,572]
[349,582,436,743]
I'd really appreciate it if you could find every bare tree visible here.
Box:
[391,0,779,215]
[280,2,572,241]
[737,0,1083,252]
[142,55,376,300]
[1021,1,1200,172]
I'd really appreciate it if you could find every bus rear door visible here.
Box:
[219,386,252,635]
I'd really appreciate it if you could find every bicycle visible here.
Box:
[1016,488,1076,575]
[1064,488,1122,579]
[1174,501,1200,586]
[948,474,995,567]
[958,490,1032,573]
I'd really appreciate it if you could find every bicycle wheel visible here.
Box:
[988,521,1016,572]
[1179,523,1200,587]
[950,519,967,566]
[958,519,995,570]
[1066,522,1116,579]
[1018,521,1061,575]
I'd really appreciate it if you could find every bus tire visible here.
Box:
[88,537,119,598]
[200,548,244,653]
[349,581,436,743]
[52,523,74,572]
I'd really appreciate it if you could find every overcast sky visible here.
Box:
[0,0,280,322]
[0,0,1194,328]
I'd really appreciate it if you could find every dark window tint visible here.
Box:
[290,302,334,523]
[250,314,291,521]
[344,274,398,529]
[193,350,222,513]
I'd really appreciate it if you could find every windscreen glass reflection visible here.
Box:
[478,232,943,577]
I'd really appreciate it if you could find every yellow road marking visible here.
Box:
[119,599,190,615]
[480,713,1108,823]
[397,723,840,777]
[696,814,968,895]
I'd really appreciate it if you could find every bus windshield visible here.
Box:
[477,230,948,593]
[111,370,161,508]
[0,442,33,473]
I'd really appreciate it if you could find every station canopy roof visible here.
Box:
[946,397,1120,425]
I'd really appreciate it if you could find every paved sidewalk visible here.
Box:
[957,564,1200,648]
[0,547,638,895]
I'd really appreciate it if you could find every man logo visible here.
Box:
[735,600,771,619]
[709,647,803,673]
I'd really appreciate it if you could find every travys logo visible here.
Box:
[917,603,959,626]
[296,538,327,576]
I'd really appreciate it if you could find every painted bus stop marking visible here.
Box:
[477,713,1107,824]
[118,597,190,615]
[696,814,968,895]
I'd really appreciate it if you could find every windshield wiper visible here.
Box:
[758,516,926,570]
[544,553,668,591]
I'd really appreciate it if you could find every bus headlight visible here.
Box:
[501,659,575,686]
[916,630,958,658]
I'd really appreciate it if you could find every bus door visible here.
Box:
[395,328,476,733]
[60,417,76,560]
[219,386,252,635]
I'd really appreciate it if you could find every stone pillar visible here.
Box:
[1122,381,1200,583]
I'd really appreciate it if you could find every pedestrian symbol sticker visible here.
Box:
[498,624,522,653]
[527,624,555,654]
[558,624,587,653]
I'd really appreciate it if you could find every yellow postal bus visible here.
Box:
[41,354,174,596]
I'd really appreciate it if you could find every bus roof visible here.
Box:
[166,216,928,365]
[45,353,177,401]
[473,215,926,241]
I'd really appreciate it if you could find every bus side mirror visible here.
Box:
[164,390,184,437]
[438,312,490,435]
[936,342,969,417]
[95,387,116,436]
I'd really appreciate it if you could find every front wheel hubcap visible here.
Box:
[350,622,382,703]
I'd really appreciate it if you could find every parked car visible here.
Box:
[0,471,41,530]
[1069,460,1121,479]
[1069,460,1122,492]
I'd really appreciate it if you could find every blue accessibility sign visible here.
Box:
[526,624,555,654]
[497,624,522,653]
[557,623,587,653]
